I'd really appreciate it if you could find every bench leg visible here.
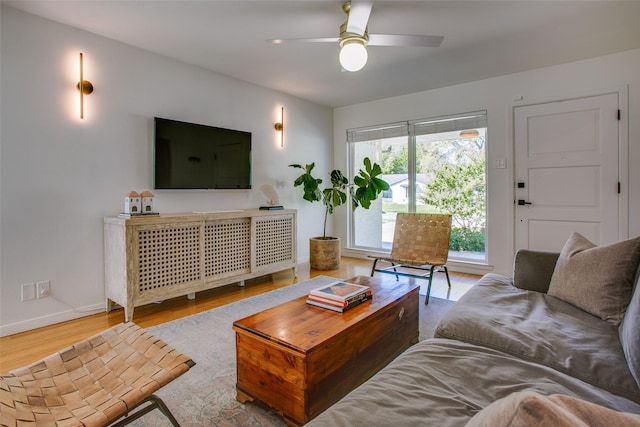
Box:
[110,395,180,427]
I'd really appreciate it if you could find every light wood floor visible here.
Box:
[0,257,480,374]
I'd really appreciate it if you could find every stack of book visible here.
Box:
[306,281,372,313]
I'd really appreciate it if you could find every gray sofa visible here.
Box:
[308,242,640,426]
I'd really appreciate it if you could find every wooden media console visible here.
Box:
[104,209,297,321]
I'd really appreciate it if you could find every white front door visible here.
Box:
[514,92,621,251]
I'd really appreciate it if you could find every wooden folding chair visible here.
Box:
[370,213,452,304]
[0,322,194,426]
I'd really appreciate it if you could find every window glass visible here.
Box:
[349,112,487,262]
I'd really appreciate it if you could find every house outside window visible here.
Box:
[348,111,487,263]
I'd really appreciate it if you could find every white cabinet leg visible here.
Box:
[125,302,134,323]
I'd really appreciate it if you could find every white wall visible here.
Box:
[334,48,640,276]
[0,6,333,336]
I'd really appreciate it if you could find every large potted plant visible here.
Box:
[290,157,389,270]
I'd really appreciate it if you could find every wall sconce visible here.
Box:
[274,107,284,147]
[77,52,94,119]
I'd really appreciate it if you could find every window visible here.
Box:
[348,112,487,262]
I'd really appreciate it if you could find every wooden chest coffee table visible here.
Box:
[232,275,419,425]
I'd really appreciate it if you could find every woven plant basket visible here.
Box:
[310,237,340,270]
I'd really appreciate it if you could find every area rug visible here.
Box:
[129,275,455,426]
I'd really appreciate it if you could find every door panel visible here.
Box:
[515,93,619,251]
[527,109,599,155]
[529,166,599,208]
[528,220,599,251]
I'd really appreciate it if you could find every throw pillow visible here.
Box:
[547,232,640,326]
[465,391,640,427]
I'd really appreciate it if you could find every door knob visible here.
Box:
[518,200,532,206]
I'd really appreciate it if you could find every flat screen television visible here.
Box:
[154,117,252,189]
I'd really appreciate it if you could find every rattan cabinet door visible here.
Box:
[134,222,202,299]
[253,214,296,272]
[204,218,251,281]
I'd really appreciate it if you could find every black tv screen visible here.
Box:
[154,117,252,189]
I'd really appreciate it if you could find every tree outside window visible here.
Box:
[419,137,485,253]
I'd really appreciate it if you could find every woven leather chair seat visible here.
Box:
[0,322,194,426]
[370,213,452,304]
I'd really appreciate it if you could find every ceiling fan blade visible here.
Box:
[346,0,373,36]
[368,34,444,47]
[267,37,340,44]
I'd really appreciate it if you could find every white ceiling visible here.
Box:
[5,1,640,108]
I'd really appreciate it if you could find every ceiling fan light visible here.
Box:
[459,129,480,138]
[339,41,368,72]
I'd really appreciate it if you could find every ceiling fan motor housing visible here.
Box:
[339,22,368,48]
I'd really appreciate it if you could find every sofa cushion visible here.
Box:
[307,339,640,427]
[513,249,559,293]
[466,391,640,427]
[435,275,640,403]
[548,232,640,326]
[620,268,640,388]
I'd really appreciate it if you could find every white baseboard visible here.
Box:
[0,303,104,337]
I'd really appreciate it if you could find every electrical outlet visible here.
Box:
[22,283,36,301]
[37,280,50,298]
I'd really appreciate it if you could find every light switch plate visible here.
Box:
[22,283,36,301]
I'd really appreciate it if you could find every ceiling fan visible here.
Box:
[268,1,444,72]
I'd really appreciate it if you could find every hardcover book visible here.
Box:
[309,281,372,302]
[306,293,372,313]
[307,291,371,308]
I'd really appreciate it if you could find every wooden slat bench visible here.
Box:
[0,322,194,426]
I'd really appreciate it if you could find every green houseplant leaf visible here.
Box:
[290,158,389,238]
